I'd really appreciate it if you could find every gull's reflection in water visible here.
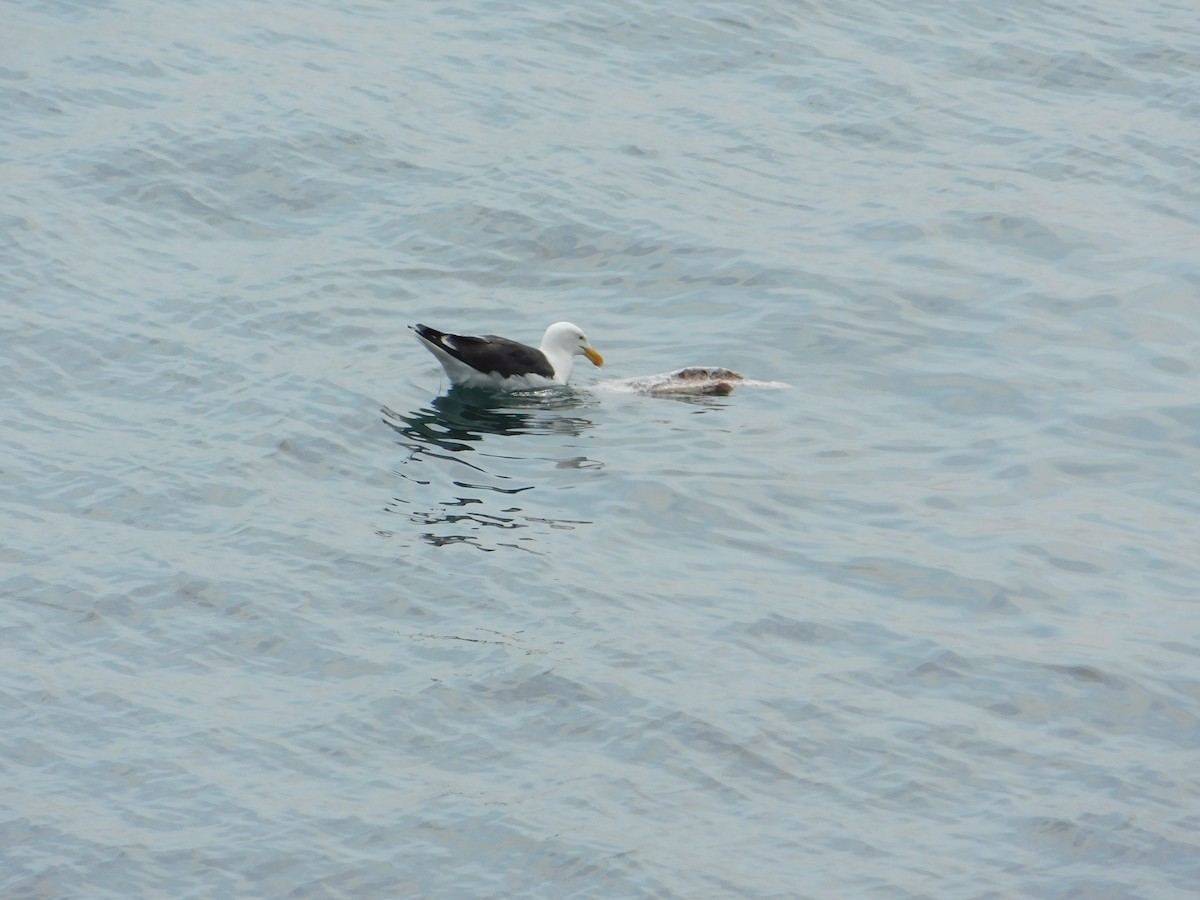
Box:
[380,387,601,552]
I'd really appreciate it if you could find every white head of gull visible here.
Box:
[410,321,604,391]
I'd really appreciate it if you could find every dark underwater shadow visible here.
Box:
[381,385,597,454]
[378,386,601,552]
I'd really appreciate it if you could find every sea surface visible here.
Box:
[3,1,1199,897]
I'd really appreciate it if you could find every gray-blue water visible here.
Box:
[4,1,1199,896]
